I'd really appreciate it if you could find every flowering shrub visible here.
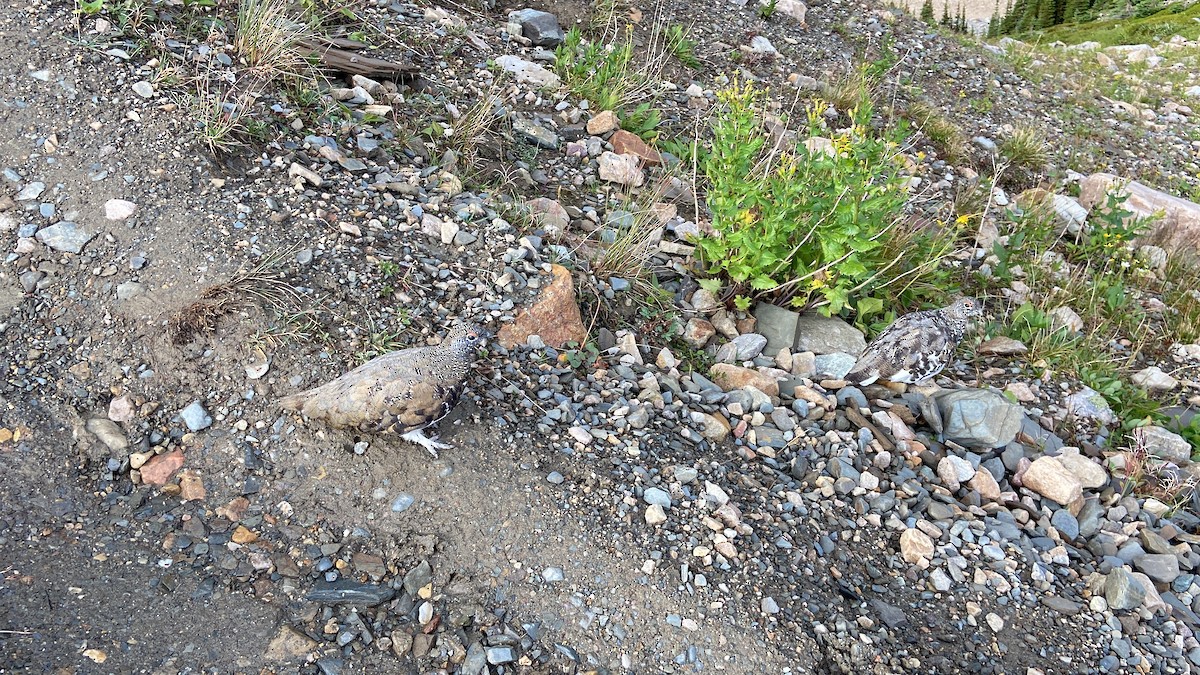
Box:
[695,80,939,320]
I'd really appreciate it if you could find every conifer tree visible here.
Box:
[1062,0,1079,22]
[942,2,953,26]
[1000,0,1022,33]
[921,0,936,23]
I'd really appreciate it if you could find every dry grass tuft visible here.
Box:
[232,0,317,81]
[906,101,969,164]
[169,254,302,345]
[190,77,249,154]
[1119,430,1200,513]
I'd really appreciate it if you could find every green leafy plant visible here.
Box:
[660,135,702,166]
[758,0,778,20]
[696,80,921,321]
[617,102,661,142]
[1065,189,1145,262]
[561,341,601,370]
[664,24,701,68]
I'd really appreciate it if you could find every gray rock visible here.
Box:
[19,270,43,293]
[495,55,561,87]
[935,390,1023,449]
[761,596,780,614]
[306,580,395,606]
[402,560,432,595]
[753,425,787,448]
[643,487,672,509]
[35,222,94,254]
[1050,194,1089,235]
[732,333,768,360]
[929,567,952,591]
[391,493,415,512]
[1132,366,1178,391]
[1104,567,1146,611]
[1065,386,1116,425]
[1019,416,1064,452]
[1051,509,1079,540]
[1134,425,1192,464]
[1136,554,1181,584]
[542,567,564,582]
[973,136,997,152]
[793,313,866,356]
[1041,596,1082,615]
[509,8,564,47]
[116,281,145,301]
[1077,498,1103,538]
[461,643,487,675]
[1001,444,1025,472]
[85,418,129,451]
[836,386,868,410]
[486,646,517,665]
[512,116,559,149]
[674,466,698,483]
[15,182,45,201]
[814,352,856,379]
[714,342,737,364]
[179,400,212,431]
[753,302,800,353]
[870,599,908,628]
[770,407,795,431]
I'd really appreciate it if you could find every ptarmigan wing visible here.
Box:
[846,310,943,385]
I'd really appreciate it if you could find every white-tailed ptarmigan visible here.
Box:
[279,322,491,457]
[845,298,983,386]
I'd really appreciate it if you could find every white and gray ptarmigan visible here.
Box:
[845,297,983,387]
[279,323,491,457]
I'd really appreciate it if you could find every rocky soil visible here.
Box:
[2,0,1200,674]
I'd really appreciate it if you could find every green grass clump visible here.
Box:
[906,101,968,164]
[664,24,701,68]
[1000,126,1051,177]
[554,26,640,111]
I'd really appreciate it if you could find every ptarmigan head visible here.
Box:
[945,297,984,322]
[442,322,493,359]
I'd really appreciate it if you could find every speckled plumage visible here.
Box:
[845,298,983,386]
[279,323,491,456]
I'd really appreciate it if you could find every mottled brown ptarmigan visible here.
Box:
[279,322,491,457]
[845,297,983,387]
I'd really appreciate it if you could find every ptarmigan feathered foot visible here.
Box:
[278,322,491,458]
[401,428,452,458]
[846,298,984,388]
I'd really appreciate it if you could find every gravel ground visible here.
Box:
[2,0,1200,673]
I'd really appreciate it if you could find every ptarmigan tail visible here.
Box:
[278,392,310,411]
